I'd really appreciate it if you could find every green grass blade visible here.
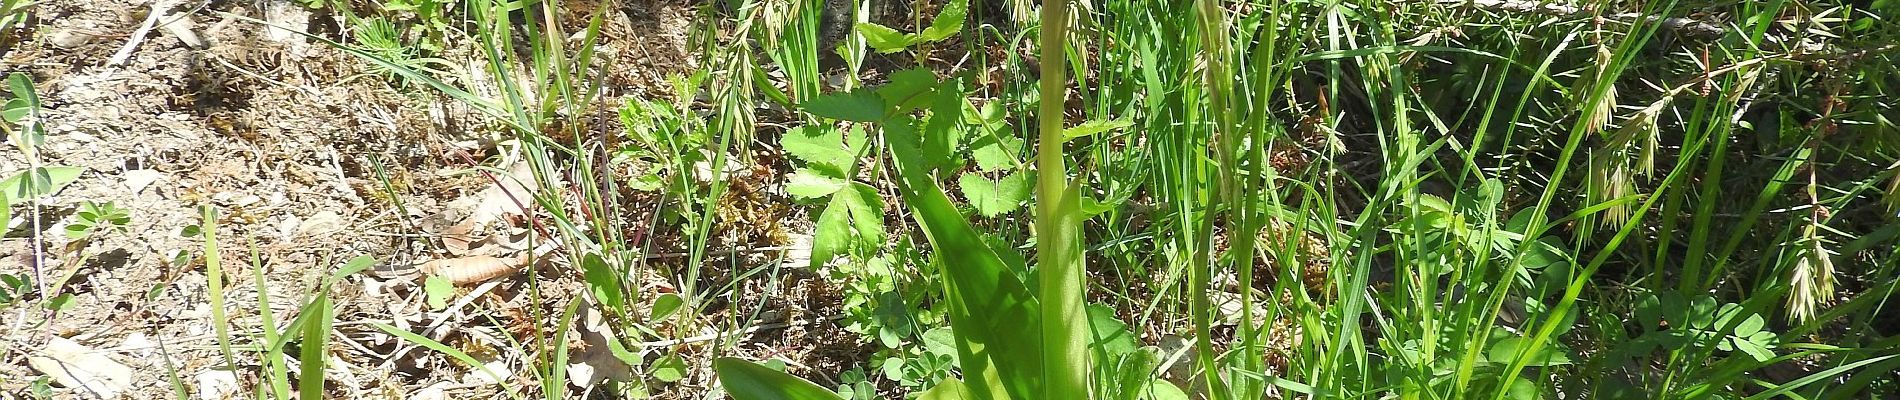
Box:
[712,358,845,400]
[295,293,331,400]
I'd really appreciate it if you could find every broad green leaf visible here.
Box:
[1080,195,1117,217]
[650,293,684,321]
[0,166,84,204]
[652,354,688,383]
[1503,378,1540,400]
[876,69,941,112]
[801,90,886,122]
[1086,304,1137,358]
[1687,296,1719,329]
[787,169,847,199]
[1145,379,1189,400]
[809,182,884,269]
[2,98,26,124]
[855,22,914,53]
[922,327,960,363]
[1729,336,1777,361]
[959,172,1031,217]
[916,0,968,41]
[883,115,1043,400]
[1486,337,1572,366]
[1062,119,1133,141]
[1519,237,1570,270]
[424,275,453,310]
[714,357,844,400]
[917,378,973,400]
[969,134,1021,172]
[580,253,626,311]
[782,126,852,176]
[5,73,36,126]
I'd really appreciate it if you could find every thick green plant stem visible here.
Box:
[1034,0,1090,397]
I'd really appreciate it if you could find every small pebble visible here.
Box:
[49,29,95,48]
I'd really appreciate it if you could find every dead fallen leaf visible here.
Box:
[466,161,546,227]
[297,210,344,237]
[26,337,136,399]
[415,253,532,286]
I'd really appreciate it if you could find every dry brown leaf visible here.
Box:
[415,253,532,286]
[438,218,486,256]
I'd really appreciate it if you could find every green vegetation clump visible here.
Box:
[22,0,1885,398]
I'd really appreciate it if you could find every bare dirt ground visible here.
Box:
[0,0,859,398]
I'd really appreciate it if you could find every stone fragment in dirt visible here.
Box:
[779,232,813,269]
[25,337,136,399]
[261,0,312,58]
[193,368,240,400]
[117,332,154,359]
[692,150,750,183]
[277,214,302,239]
[158,13,205,49]
[120,169,165,194]
[297,210,344,237]
[211,191,262,207]
[410,382,452,400]
[49,29,95,49]
[463,358,514,386]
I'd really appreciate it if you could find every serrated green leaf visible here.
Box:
[424,275,453,310]
[855,22,914,53]
[917,0,968,41]
[787,169,847,199]
[1062,119,1133,140]
[969,134,1021,172]
[809,182,884,268]
[1,166,84,204]
[923,82,968,172]
[802,90,886,122]
[783,126,852,176]
[959,171,1031,217]
[876,69,940,112]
